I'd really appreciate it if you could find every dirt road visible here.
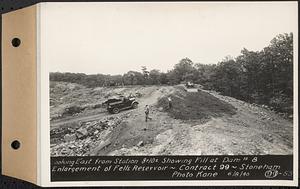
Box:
[96,86,176,155]
[50,86,173,128]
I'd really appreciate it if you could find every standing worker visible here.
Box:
[145,105,151,122]
[168,97,172,109]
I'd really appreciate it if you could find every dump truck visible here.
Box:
[103,96,139,114]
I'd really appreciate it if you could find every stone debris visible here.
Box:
[137,141,144,147]
[88,139,111,156]
[50,116,122,156]
[64,134,77,142]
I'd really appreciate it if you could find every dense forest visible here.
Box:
[50,33,293,115]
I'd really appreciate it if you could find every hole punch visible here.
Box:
[11,140,21,150]
[11,38,21,47]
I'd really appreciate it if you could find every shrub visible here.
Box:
[269,91,293,115]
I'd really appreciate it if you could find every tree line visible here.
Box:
[50,33,293,115]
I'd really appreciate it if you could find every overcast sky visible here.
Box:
[41,2,298,75]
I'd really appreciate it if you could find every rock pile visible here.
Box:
[50,116,122,156]
[207,89,277,121]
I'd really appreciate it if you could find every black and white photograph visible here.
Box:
[48,2,296,157]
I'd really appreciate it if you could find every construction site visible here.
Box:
[50,81,293,156]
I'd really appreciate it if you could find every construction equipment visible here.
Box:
[185,81,195,88]
[185,82,198,92]
[104,96,139,114]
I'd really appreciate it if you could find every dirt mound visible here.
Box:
[50,84,292,156]
[157,87,236,120]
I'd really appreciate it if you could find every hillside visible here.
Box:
[50,82,293,156]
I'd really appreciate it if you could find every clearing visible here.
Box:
[50,82,293,156]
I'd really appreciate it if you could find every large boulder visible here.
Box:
[76,128,89,139]
[64,133,77,142]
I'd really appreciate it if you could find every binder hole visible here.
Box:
[11,140,21,150]
[11,38,21,47]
